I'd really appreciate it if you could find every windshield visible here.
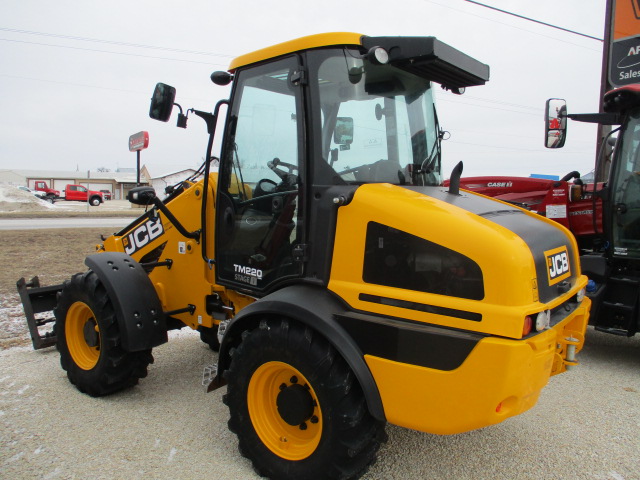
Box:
[610,107,640,256]
[311,49,441,186]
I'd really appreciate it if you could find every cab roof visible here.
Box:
[604,84,640,113]
[228,32,490,89]
[229,32,363,71]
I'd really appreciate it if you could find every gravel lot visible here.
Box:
[1,190,639,479]
[1,328,639,480]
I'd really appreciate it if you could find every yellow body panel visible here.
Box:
[327,183,590,433]
[329,184,589,339]
[229,32,363,71]
[366,298,589,434]
[101,174,256,330]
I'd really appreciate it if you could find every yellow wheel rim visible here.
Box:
[248,361,323,461]
[66,301,100,370]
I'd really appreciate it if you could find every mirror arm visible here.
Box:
[174,103,188,128]
[197,99,229,267]
[191,109,218,135]
[150,197,201,241]
[564,112,621,125]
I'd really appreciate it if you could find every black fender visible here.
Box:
[85,252,167,351]
[216,284,386,422]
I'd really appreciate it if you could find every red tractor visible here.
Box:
[447,172,603,250]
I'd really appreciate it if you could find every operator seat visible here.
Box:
[369,160,403,183]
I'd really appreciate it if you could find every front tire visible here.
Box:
[54,271,153,397]
[90,196,101,206]
[223,318,386,480]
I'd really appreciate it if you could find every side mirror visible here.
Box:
[128,186,157,205]
[545,98,567,149]
[334,117,354,145]
[149,83,176,122]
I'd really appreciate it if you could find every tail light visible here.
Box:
[523,316,533,337]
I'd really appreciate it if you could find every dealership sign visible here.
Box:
[609,0,640,87]
[129,131,149,152]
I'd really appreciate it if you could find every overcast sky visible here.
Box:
[1,0,606,179]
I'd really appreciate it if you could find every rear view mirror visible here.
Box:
[545,98,567,149]
[149,83,176,122]
[334,117,354,145]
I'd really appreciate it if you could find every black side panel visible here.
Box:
[85,252,167,351]
[335,311,484,371]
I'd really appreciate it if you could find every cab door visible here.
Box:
[215,56,304,294]
[609,110,640,258]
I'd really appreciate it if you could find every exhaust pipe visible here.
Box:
[448,161,463,195]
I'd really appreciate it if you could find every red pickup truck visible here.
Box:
[33,181,60,201]
[33,181,105,205]
[63,184,104,206]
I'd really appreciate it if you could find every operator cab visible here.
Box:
[149,34,490,296]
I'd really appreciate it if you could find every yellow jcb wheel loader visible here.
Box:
[18,33,590,480]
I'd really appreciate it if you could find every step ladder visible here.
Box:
[594,276,639,336]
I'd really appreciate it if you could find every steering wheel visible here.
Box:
[268,157,298,189]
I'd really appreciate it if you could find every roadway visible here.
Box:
[0,217,137,230]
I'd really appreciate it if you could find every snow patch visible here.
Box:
[7,451,25,462]
[17,385,31,395]
[167,447,177,463]
[0,185,57,212]
[0,295,31,349]
[43,467,62,479]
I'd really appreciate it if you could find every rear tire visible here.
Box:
[54,271,153,397]
[223,318,386,480]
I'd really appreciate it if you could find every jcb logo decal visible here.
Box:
[545,246,571,285]
[123,218,164,255]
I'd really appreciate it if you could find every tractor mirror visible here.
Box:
[334,117,354,145]
[149,83,176,122]
[545,98,567,149]
[128,186,157,205]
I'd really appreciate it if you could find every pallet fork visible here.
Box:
[16,276,62,350]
